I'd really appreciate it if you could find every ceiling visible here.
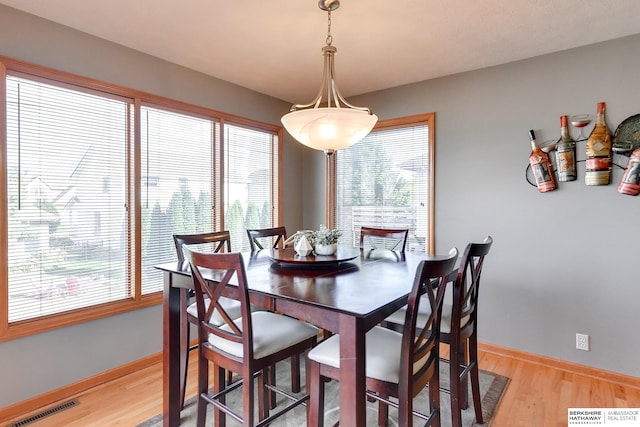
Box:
[2,0,640,104]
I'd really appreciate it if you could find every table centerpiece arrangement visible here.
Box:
[311,225,342,256]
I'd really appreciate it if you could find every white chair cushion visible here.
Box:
[187,297,265,326]
[209,311,318,359]
[187,297,242,326]
[307,326,429,384]
[384,297,469,334]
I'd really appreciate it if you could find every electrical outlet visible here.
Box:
[576,333,590,351]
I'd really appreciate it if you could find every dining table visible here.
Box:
[157,246,436,427]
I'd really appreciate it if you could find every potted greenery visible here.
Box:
[311,225,342,256]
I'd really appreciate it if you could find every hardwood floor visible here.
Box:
[2,344,639,427]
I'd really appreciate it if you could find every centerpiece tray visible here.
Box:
[270,246,360,267]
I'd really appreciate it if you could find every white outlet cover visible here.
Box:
[576,333,590,351]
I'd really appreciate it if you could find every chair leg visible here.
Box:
[258,368,269,421]
[211,363,226,427]
[428,375,441,427]
[397,391,414,427]
[377,394,389,427]
[268,365,277,409]
[196,353,209,427]
[460,340,469,409]
[449,341,463,427]
[307,359,324,427]
[290,354,301,393]
[469,335,484,424]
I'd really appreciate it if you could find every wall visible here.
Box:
[305,34,640,377]
[0,5,301,408]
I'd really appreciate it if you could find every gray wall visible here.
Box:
[1,2,639,410]
[305,34,640,377]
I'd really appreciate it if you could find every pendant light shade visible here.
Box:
[281,0,377,153]
[281,107,377,152]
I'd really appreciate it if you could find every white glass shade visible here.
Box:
[281,107,378,151]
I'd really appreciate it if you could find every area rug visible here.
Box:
[138,359,509,426]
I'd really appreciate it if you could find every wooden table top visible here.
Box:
[155,246,432,318]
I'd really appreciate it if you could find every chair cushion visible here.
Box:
[209,311,318,359]
[384,298,469,334]
[187,298,265,326]
[308,326,429,384]
[187,297,242,326]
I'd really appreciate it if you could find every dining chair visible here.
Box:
[184,248,318,427]
[306,248,459,427]
[441,236,493,427]
[246,225,307,394]
[173,231,236,408]
[383,236,493,427]
[174,231,303,407]
[246,226,287,251]
[359,226,409,252]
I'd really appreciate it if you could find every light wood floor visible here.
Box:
[2,346,640,427]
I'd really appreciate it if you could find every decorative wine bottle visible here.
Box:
[555,115,577,182]
[617,148,640,196]
[528,129,556,192]
[585,102,612,186]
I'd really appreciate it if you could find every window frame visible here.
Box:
[0,55,282,341]
[333,113,435,254]
[221,118,282,251]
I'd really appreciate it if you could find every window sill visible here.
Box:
[0,292,162,343]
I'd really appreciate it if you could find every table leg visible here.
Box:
[338,314,367,427]
[163,272,182,427]
[179,289,189,408]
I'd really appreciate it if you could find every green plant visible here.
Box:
[311,225,342,246]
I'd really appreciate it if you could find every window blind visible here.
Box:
[223,124,278,251]
[336,121,431,252]
[6,75,131,321]
[140,106,217,294]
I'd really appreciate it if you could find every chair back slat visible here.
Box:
[183,249,253,356]
[173,231,232,266]
[359,226,409,252]
[453,236,493,334]
[246,226,287,251]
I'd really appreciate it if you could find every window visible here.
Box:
[336,114,434,253]
[140,106,217,294]
[0,57,281,339]
[5,75,132,322]
[223,123,279,252]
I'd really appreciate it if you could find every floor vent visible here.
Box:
[8,399,79,427]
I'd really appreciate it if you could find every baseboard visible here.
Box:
[479,341,640,390]
[0,352,162,424]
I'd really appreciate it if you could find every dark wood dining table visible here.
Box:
[156,246,434,427]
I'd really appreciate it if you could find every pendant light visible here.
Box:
[281,0,378,154]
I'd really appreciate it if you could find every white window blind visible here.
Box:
[223,124,278,251]
[336,119,432,252]
[1,59,283,334]
[6,75,131,322]
[140,106,217,294]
